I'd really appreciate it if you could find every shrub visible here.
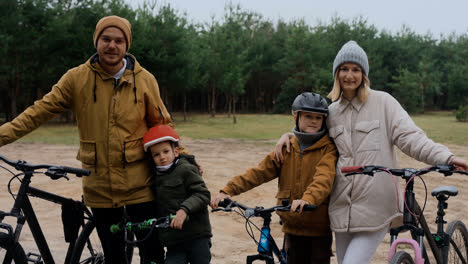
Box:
[455,106,468,122]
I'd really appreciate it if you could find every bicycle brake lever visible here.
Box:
[45,167,70,180]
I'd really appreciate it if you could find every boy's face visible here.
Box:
[295,112,324,133]
[149,141,179,166]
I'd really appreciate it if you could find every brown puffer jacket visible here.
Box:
[222,135,337,236]
[0,53,182,208]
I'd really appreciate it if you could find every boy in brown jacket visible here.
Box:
[210,92,337,264]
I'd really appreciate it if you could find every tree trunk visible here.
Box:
[183,93,187,122]
[210,80,216,117]
[233,96,237,124]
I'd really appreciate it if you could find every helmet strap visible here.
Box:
[295,112,301,132]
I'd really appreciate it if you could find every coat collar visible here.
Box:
[335,94,365,114]
[291,133,332,152]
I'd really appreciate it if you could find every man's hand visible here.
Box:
[290,199,310,213]
[209,192,231,209]
[171,209,187,230]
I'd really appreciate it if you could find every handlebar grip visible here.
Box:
[62,166,91,177]
[341,166,364,173]
[302,204,317,211]
[218,198,233,208]
[110,224,121,233]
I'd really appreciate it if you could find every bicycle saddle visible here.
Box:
[431,186,458,197]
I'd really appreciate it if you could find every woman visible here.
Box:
[274,40,468,264]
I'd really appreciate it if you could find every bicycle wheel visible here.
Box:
[388,251,415,264]
[69,220,134,264]
[0,232,27,264]
[445,220,468,263]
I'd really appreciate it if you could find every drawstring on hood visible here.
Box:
[93,72,97,102]
[133,72,137,104]
[90,53,138,104]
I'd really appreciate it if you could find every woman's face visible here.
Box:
[338,63,363,97]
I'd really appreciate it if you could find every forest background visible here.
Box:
[1,0,468,124]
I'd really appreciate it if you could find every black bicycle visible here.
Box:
[0,154,104,264]
[212,198,316,264]
[341,164,468,264]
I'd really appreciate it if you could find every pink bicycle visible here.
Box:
[342,165,468,264]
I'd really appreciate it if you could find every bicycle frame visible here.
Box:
[0,169,87,264]
[246,215,286,264]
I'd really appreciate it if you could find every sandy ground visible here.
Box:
[0,139,467,263]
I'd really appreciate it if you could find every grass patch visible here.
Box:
[173,113,294,140]
[14,111,467,145]
[411,111,468,145]
[17,124,79,145]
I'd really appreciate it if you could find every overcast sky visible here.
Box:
[130,0,468,37]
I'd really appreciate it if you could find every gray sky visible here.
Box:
[130,0,468,37]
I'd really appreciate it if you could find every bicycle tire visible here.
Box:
[388,251,415,264]
[0,232,28,264]
[69,220,134,264]
[445,220,468,264]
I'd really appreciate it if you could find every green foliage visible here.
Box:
[456,106,468,122]
[1,0,468,121]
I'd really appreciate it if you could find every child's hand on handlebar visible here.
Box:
[290,199,310,213]
[171,209,187,230]
[210,192,231,209]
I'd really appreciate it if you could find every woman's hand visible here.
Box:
[171,209,187,230]
[209,192,231,209]
[451,156,468,171]
[273,133,293,163]
[290,199,310,213]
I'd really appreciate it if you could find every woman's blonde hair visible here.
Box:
[327,70,371,102]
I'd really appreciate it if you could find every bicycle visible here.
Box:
[341,164,468,264]
[0,154,105,263]
[212,198,316,264]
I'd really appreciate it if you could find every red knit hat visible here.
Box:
[143,125,180,152]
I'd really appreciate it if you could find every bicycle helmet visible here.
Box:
[143,125,180,152]
[291,92,329,116]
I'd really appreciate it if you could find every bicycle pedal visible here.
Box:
[26,252,43,263]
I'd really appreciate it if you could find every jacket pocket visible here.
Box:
[354,120,381,152]
[76,140,96,165]
[328,125,347,154]
[275,189,291,204]
[124,138,145,163]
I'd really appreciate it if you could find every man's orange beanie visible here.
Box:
[93,15,132,51]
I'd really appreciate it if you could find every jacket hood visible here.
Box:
[86,53,143,103]
[86,53,142,75]
[291,133,333,153]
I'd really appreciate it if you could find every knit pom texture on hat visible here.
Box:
[93,15,132,51]
[332,40,369,77]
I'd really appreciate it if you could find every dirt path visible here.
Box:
[0,140,467,263]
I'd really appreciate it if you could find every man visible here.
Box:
[0,15,172,263]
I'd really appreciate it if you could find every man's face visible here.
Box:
[149,141,179,167]
[96,27,127,69]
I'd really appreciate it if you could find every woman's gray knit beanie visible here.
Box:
[332,40,369,77]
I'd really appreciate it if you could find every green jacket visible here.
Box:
[153,156,212,246]
[0,53,177,208]
[222,135,337,236]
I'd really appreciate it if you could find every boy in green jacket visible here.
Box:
[143,125,212,264]
[210,92,337,264]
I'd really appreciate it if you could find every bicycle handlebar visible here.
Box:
[110,215,175,233]
[213,198,317,218]
[341,164,468,177]
[0,154,90,179]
